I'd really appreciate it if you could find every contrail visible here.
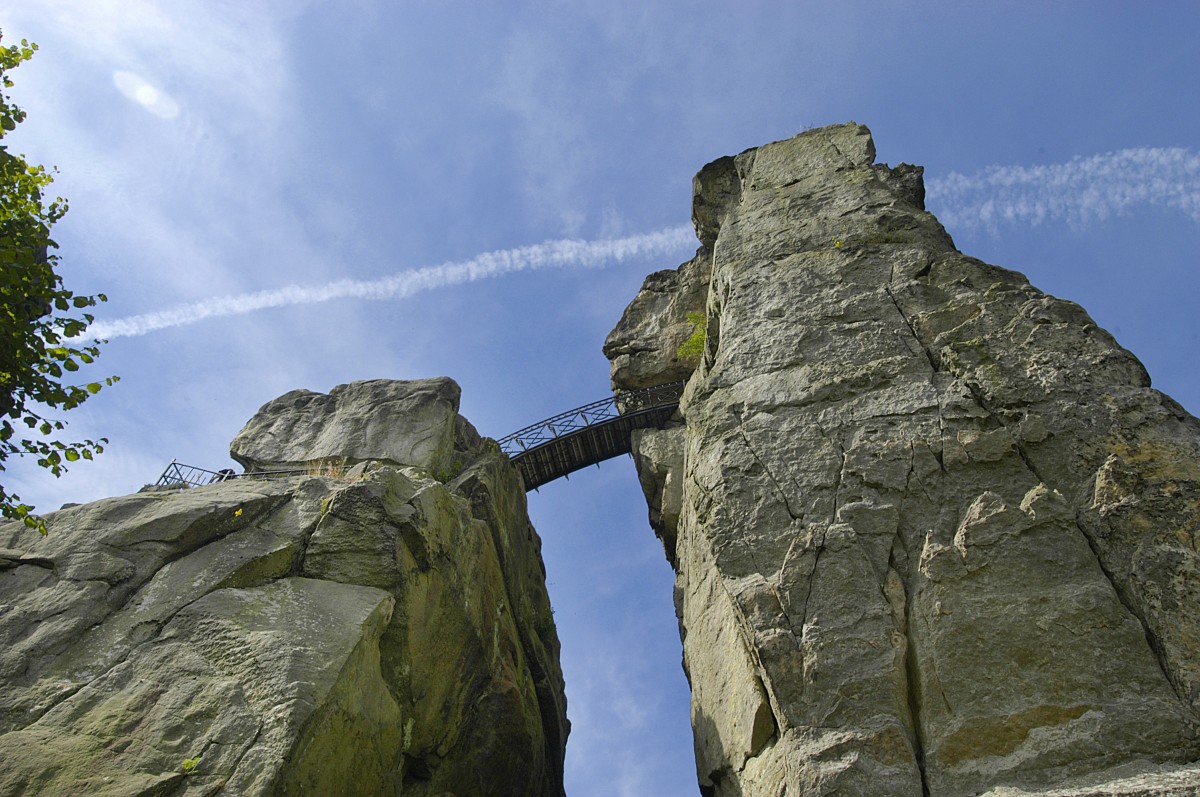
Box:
[925,147,1200,232]
[90,225,696,339]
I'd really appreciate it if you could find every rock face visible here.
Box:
[607,123,1200,796]
[603,250,712,390]
[0,379,566,796]
[230,377,470,475]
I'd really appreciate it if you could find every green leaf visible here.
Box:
[0,34,113,530]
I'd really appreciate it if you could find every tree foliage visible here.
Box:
[0,31,116,532]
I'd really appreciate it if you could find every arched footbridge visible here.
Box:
[156,381,685,493]
[497,381,684,490]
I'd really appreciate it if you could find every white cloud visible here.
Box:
[926,147,1200,232]
[4,1,294,135]
[0,0,315,300]
[89,225,695,339]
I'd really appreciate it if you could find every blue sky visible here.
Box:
[3,3,1199,795]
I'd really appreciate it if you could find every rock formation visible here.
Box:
[0,377,567,796]
[229,378,468,476]
[6,123,1200,797]
[607,123,1200,796]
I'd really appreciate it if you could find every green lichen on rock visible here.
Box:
[676,311,707,362]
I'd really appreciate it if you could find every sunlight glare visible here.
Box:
[112,70,180,119]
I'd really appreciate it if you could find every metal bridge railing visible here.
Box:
[497,381,685,457]
[155,380,687,490]
[154,460,311,489]
[155,460,239,488]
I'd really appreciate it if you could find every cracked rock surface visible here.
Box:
[607,123,1200,797]
[0,379,567,797]
[229,377,470,476]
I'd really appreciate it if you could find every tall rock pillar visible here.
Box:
[606,124,1200,796]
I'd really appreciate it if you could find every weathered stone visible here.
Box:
[0,577,400,797]
[978,761,1200,796]
[630,425,687,564]
[604,250,710,390]
[301,460,569,797]
[229,376,471,475]
[0,381,566,796]
[608,123,1200,796]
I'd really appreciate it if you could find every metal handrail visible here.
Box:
[497,381,685,457]
[155,380,687,488]
[154,460,309,489]
[155,460,233,488]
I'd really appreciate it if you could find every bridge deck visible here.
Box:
[499,381,684,490]
[508,403,679,489]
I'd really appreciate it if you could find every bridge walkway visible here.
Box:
[155,381,686,493]
[497,381,684,490]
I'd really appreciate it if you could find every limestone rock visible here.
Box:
[609,123,1200,796]
[229,376,474,474]
[0,383,566,796]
